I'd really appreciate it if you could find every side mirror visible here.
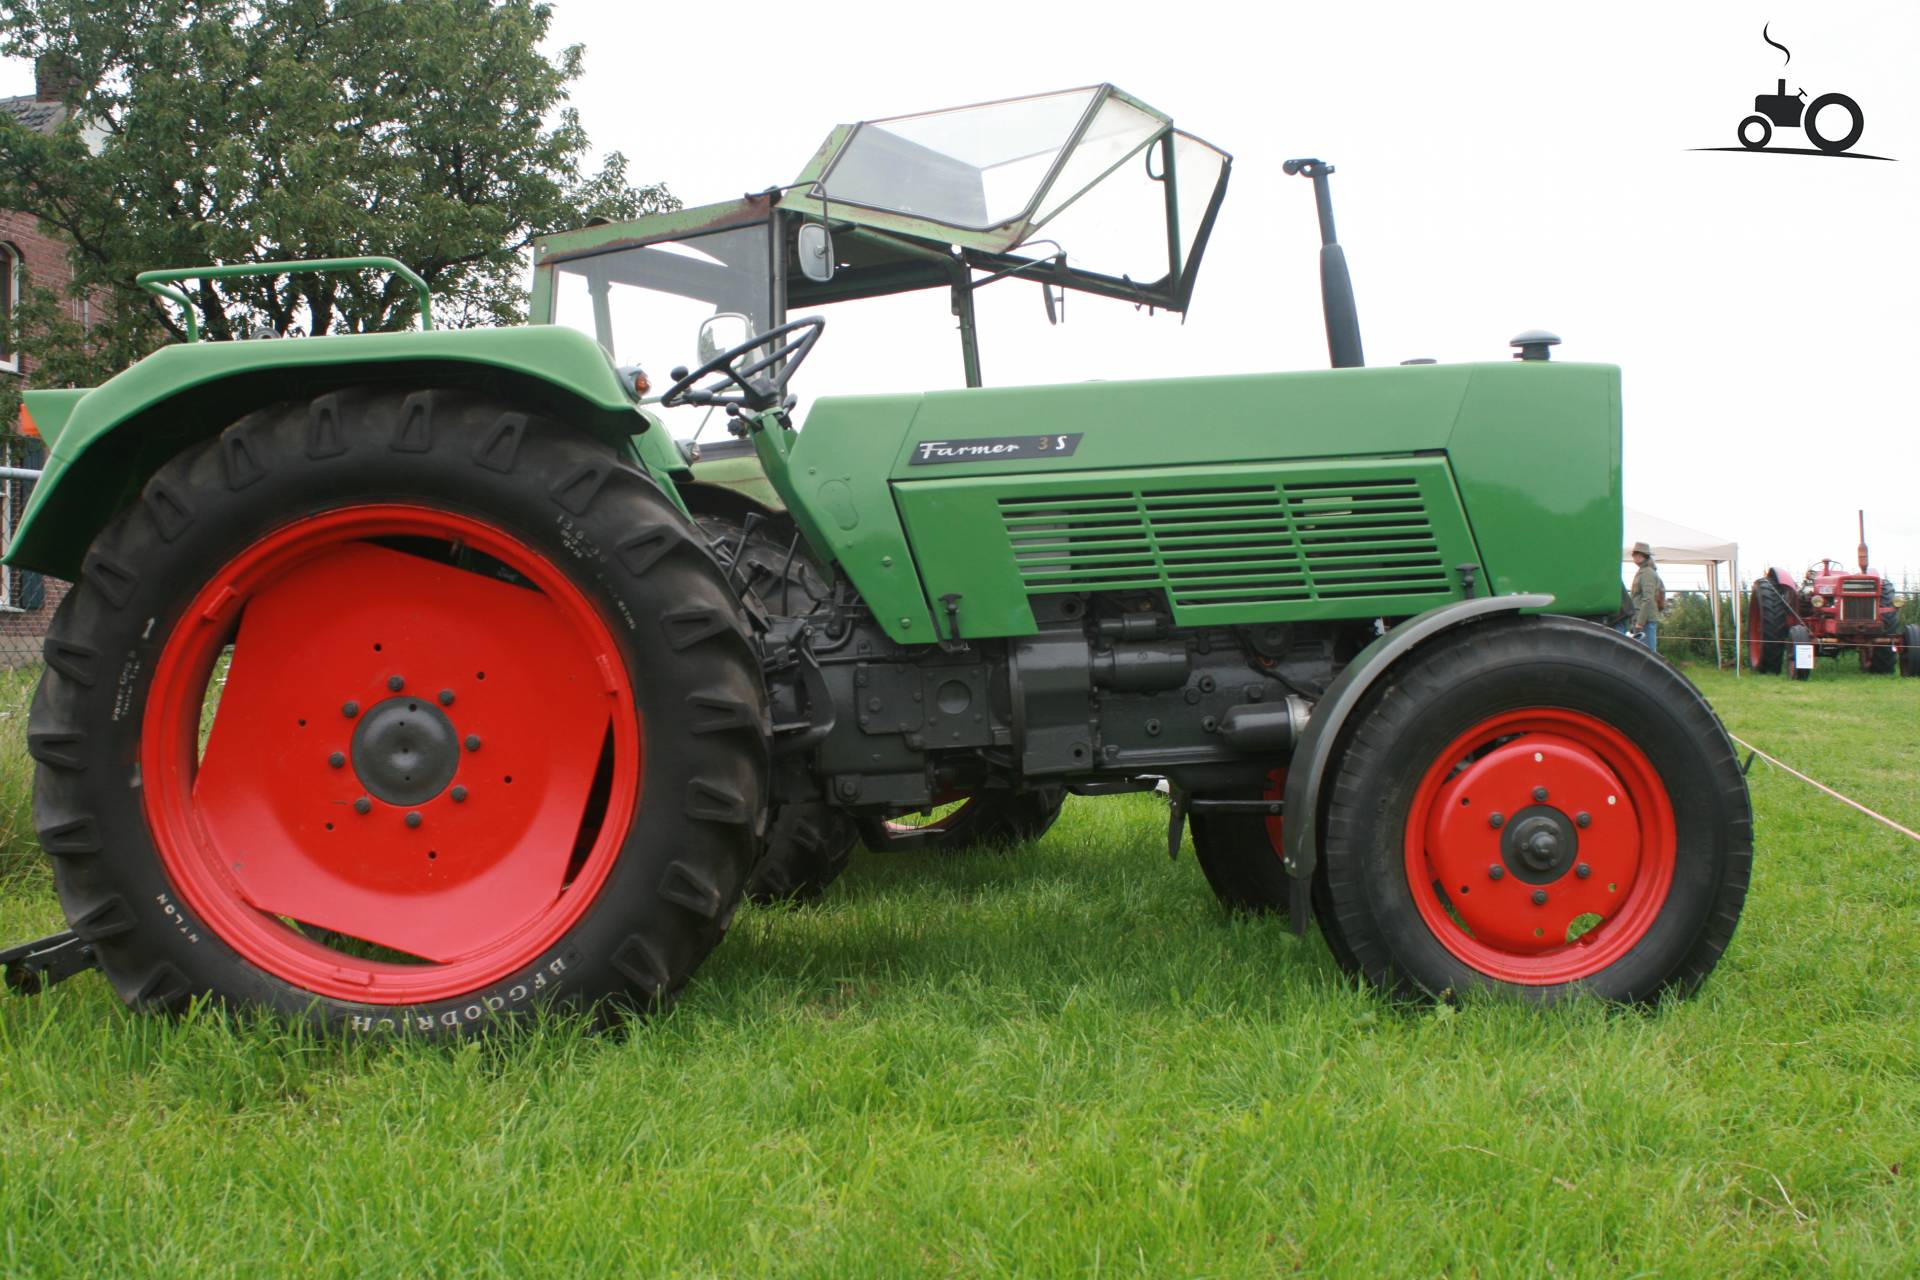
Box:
[796,222,835,283]
[696,312,752,363]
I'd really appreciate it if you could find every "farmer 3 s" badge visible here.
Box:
[909,433,1084,465]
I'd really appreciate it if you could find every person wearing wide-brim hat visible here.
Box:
[1628,540,1664,651]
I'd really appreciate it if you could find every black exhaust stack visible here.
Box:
[1283,158,1364,369]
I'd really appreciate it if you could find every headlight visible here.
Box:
[1809,594,1824,608]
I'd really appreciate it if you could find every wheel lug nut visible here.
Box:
[388,675,405,692]
[1533,786,1549,802]
[353,795,372,815]
[1575,812,1591,828]
[1488,865,1505,880]
[464,734,482,752]
[405,811,422,828]
[1576,863,1591,879]
[438,689,455,706]
[328,751,345,769]
[1488,812,1505,829]
[1531,889,1548,905]
[451,785,468,803]
[342,700,360,718]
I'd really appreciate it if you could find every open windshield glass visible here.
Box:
[814,85,1168,233]
[550,225,771,439]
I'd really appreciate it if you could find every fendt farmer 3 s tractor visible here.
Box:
[1747,512,1920,679]
[1,86,1752,1033]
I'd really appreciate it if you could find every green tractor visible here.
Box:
[2,85,1751,1032]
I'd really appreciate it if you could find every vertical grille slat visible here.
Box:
[995,476,1456,609]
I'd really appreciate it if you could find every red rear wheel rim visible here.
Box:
[140,504,642,1003]
[1403,708,1675,985]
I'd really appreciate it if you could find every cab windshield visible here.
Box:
[814,86,1165,233]
[550,225,771,438]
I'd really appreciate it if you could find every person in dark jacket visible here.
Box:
[1628,541,1664,650]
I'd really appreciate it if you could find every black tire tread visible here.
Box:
[1749,578,1789,675]
[1321,615,1752,1005]
[29,388,767,1035]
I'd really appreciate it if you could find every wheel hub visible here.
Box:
[1502,806,1577,883]
[350,695,461,806]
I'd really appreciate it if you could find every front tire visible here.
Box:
[28,389,767,1035]
[1902,624,1920,678]
[1320,616,1751,1004]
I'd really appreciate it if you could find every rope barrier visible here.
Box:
[1645,634,1910,647]
[1730,735,1920,845]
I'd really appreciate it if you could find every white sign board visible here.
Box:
[1794,644,1815,671]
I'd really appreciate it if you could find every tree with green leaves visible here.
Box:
[0,0,675,420]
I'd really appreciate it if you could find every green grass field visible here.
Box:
[1,659,1915,1277]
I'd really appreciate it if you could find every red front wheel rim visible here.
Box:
[1403,708,1676,985]
[140,504,642,1004]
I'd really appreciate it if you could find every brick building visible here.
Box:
[0,61,82,662]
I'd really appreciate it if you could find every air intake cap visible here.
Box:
[1510,329,1562,361]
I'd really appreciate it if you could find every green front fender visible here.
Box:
[6,325,688,579]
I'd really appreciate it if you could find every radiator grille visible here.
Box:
[1841,596,1878,622]
[998,477,1452,607]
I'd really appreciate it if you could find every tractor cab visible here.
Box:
[530,84,1231,441]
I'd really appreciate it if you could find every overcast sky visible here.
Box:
[4,1,1915,586]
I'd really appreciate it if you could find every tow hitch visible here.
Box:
[1,930,98,996]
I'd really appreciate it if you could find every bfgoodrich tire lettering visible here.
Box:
[27,388,766,1035]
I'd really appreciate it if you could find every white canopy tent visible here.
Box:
[1623,507,1742,671]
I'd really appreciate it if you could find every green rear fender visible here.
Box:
[5,325,687,579]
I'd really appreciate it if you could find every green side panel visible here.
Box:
[777,395,939,639]
[895,456,1481,636]
[1445,361,1621,614]
[5,325,658,578]
[786,359,1620,643]
[887,363,1479,475]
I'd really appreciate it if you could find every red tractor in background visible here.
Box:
[1749,512,1919,679]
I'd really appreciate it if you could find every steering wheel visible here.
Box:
[660,316,826,412]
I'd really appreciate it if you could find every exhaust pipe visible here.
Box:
[1284,158,1364,369]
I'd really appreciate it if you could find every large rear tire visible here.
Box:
[1748,578,1789,674]
[1803,92,1864,154]
[28,389,766,1035]
[1320,617,1751,1004]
